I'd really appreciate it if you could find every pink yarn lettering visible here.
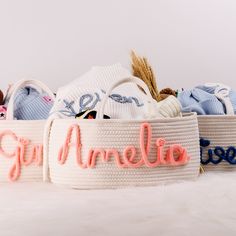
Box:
[0,130,43,181]
[58,123,190,168]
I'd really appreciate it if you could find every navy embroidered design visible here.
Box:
[200,137,236,165]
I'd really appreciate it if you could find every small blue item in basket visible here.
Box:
[13,87,53,120]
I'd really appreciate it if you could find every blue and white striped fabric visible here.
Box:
[13,87,53,120]
[178,85,236,115]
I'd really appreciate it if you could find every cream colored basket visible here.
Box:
[44,78,200,189]
[198,115,236,171]
[0,79,55,182]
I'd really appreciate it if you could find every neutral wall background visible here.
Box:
[0,0,236,92]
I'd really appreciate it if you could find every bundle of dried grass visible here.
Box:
[130,51,176,101]
[131,51,161,101]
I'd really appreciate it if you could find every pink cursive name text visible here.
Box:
[58,123,190,169]
[0,130,43,181]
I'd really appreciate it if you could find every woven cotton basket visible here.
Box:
[0,120,46,182]
[44,77,200,189]
[198,115,236,171]
[0,79,55,182]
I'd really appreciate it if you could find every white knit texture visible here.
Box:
[198,115,236,171]
[51,64,181,119]
[45,113,200,189]
[0,120,45,182]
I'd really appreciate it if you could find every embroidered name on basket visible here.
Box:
[0,130,43,181]
[58,123,190,168]
[200,138,236,165]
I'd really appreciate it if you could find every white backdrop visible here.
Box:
[0,0,236,92]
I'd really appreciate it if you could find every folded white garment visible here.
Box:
[50,64,181,119]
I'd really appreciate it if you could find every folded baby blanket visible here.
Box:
[3,79,55,120]
[178,83,236,115]
[50,64,181,119]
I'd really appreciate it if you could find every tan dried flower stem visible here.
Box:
[131,51,161,101]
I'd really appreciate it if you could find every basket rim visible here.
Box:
[0,120,46,124]
[51,112,197,124]
[197,115,236,119]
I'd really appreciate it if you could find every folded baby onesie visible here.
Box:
[50,64,182,119]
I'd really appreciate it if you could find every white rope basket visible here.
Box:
[44,77,200,189]
[0,79,55,182]
[198,115,236,171]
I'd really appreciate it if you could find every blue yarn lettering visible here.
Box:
[101,90,144,107]
[200,138,236,165]
[79,92,101,113]
[56,90,144,117]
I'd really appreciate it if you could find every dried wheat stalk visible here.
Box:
[131,50,161,101]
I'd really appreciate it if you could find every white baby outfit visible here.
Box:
[50,64,181,119]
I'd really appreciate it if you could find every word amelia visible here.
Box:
[0,130,43,181]
[0,123,191,182]
[58,123,190,168]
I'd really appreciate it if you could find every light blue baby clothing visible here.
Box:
[13,87,54,120]
[196,85,236,114]
[178,85,236,115]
